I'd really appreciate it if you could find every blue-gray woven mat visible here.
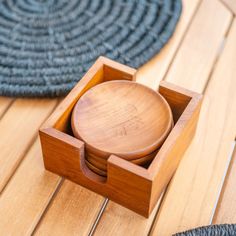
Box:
[0,0,182,97]
[175,224,236,236]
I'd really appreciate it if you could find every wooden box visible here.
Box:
[39,57,202,217]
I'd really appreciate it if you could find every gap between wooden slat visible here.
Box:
[0,97,14,120]
[0,139,62,235]
[213,141,236,223]
[0,100,60,194]
[150,17,236,235]
[0,96,63,235]
[165,0,232,93]
[209,140,236,224]
[30,179,65,235]
[201,16,234,95]
[220,0,236,15]
[31,178,65,235]
[33,180,105,236]
[88,198,109,236]
[136,0,202,90]
[0,99,59,194]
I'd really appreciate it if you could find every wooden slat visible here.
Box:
[166,0,232,93]
[136,0,201,90]
[0,113,104,235]
[0,97,13,118]
[0,139,61,235]
[213,145,236,224]
[94,0,232,235]
[150,18,236,235]
[33,1,202,234]
[0,98,57,192]
[34,181,104,235]
[94,200,162,236]
[221,0,236,15]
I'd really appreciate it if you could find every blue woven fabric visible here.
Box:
[0,0,182,97]
[175,224,236,236]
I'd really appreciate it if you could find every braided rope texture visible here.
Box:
[174,224,236,236]
[0,0,182,97]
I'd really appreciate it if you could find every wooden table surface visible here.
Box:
[0,0,236,235]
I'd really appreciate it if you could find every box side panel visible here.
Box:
[148,97,202,213]
[54,66,104,132]
[159,82,192,123]
[39,128,84,178]
[101,56,136,81]
[107,156,152,217]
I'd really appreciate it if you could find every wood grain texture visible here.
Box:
[94,198,161,236]
[148,84,202,213]
[166,0,232,93]
[136,0,201,90]
[0,139,61,235]
[35,180,105,236]
[213,145,236,224]
[221,0,236,15]
[71,80,172,159]
[0,97,13,118]
[150,18,236,235]
[0,98,58,192]
[86,149,158,172]
[43,57,135,132]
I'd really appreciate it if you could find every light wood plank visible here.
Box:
[221,0,236,15]
[34,1,202,234]
[94,200,161,236]
[34,181,104,236]
[150,18,236,235]
[213,145,236,224]
[94,0,232,235]
[0,97,13,118]
[136,0,201,90]
[0,139,61,235]
[0,98,57,192]
[166,0,232,93]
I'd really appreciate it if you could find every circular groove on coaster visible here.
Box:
[72,80,173,159]
[0,0,182,97]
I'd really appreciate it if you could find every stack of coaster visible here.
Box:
[71,80,173,176]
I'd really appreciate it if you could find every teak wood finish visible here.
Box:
[39,56,202,217]
[86,149,158,172]
[71,80,173,160]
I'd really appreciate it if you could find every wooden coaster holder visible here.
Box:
[39,57,202,217]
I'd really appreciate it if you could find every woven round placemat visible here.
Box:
[0,0,182,97]
[174,224,236,236]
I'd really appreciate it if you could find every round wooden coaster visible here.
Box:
[72,80,173,160]
[85,160,107,177]
[86,153,107,171]
[132,150,158,165]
